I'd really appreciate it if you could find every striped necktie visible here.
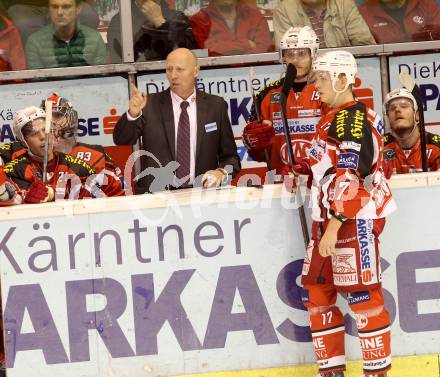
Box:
[176,100,190,183]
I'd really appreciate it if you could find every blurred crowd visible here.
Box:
[0,0,439,73]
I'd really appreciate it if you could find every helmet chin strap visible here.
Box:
[392,114,419,145]
[21,140,45,163]
[329,79,349,107]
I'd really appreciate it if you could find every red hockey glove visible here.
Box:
[279,164,296,192]
[280,159,313,189]
[292,158,312,176]
[242,120,275,150]
[0,165,9,202]
[24,180,54,204]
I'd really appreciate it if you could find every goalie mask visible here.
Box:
[41,93,78,140]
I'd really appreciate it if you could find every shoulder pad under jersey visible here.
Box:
[328,102,368,141]
[383,133,396,146]
[0,141,27,162]
[426,132,440,147]
[60,153,96,176]
[255,78,283,101]
[75,142,105,153]
[4,156,29,173]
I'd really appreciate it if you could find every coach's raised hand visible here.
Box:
[128,83,147,118]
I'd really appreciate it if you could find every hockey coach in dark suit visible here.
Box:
[113,48,241,194]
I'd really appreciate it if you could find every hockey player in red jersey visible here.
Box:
[300,51,397,377]
[43,93,125,189]
[0,94,125,197]
[382,88,440,174]
[5,106,125,202]
[242,26,327,177]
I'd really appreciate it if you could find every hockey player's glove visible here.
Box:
[280,159,313,190]
[279,164,296,193]
[0,165,10,201]
[293,159,312,177]
[242,120,275,150]
[280,159,312,177]
[24,179,54,204]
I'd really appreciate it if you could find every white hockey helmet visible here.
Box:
[12,106,46,144]
[383,88,419,133]
[313,50,357,90]
[383,88,418,115]
[279,26,320,62]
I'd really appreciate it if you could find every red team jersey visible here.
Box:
[0,141,122,174]
[383,132,440,174]
[70,142,121,175]
[4,152,125,199]
[0,156,21,206]
[249,79,328,173]
[0,141,125,198]
[302,101,396,376]
[0,141,27,161]
[308,101,396,221]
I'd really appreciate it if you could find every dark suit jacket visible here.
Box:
[113,88,241,194]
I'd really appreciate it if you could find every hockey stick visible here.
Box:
[248,67,272,172]
[280,64,297,168]
[399,71,427,172]
[280,63,310,247]
[43,100,53,183]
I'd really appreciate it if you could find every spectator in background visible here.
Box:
[190,0,273,56]
[273,0,375,49]
[0,9,26,76]
[0,0,7,14]
[25,0,106,68]
[107,0,196,63]
[7,0,99,43]
[383,88,440,175]
[358,0,440,44]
